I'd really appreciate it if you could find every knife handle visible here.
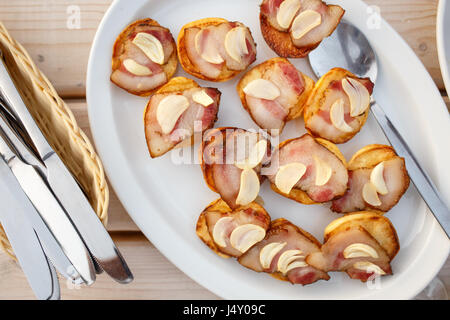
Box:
[0,57,54,160]
[370,102,450,238]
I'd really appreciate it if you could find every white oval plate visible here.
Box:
[437,0,450,95]
[87,0,450,299]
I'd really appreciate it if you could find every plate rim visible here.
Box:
[86,0,450,299]
[437,0,450,96]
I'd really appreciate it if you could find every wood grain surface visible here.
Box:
[0,0,448,300]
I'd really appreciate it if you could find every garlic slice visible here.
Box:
[291,10,322,40]
[313,156,332,186]
[224,26,249,63]
[259,242,287,269]
[132,32,165,65]
[343,243,379,259]
[277,0,301,29]
[342,77,370,117]
[243,79,281,100]
[123,59,153,76]
[277,250,307,275]
[212,217,235,247]
[229,224,266,253]
[370,162,388,195]
[235,140,268,170]
[236,168,260,206]
[352,261,386,275]
[156,95,190,134]
[195,29,225,64]
[330,98,354,133]
[362,181,382,206]
[275,162,307,194]
[192,90,214,107]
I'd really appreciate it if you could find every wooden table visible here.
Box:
[0,0,448,300]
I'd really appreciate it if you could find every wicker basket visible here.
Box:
[0,22,109,260]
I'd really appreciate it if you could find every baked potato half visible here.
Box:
[177,18,257,82]
[111,18,178,96]
[196,198,271,258]
[144,77,220,158]
[306,212,400,282]
[200,127,271,209]
[304,68,375,144]
[260,0,344,58]
[331,145,410,213]
[236,57,314,135]
[265,134,348,204]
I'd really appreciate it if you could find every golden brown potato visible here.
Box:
[144,77,220,158]
[236,57,314,134]
[268,134,348,205]
[304,68,375,144]
[305,212,400,282]
[177,18,257,82]
[259,0,345,58]
[323,211,400,259]
[196,198,271,258]
[111,18,178,96]
[200,127,271,209]
[331,145,410,213]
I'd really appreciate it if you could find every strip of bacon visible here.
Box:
[331,157,409,213]
[238,219,330,285]
[306,227,392,282]
[266,134,348,202]
[145,87,220,157]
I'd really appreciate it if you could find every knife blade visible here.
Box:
[0,100,103,278]
[370,102,450,237]
[0,119,97,285]
[0,54,133,283]
[0,157,56,300]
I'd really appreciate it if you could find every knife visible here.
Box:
[370,101,450,237]
[0,115,97,285]
[0,54,133,283]
[0,99,103,278]
[0,157,57,300]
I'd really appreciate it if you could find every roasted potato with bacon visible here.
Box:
[238,218,330,285]
[306,212,400,282]
[200,127,271,209]
[144,77,220,158]
[177,18,257,82]
[236,57,314,135]
[111,18,178,96]
[196,198,271,258]
[260,0,344,58]
[265,134,348,204]
[304,68,375,144]
[331,145,410,213]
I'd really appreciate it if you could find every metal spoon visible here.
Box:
[309,20,450,238]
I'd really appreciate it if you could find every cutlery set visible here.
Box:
[0,52,133,300]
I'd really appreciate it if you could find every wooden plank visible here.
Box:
[0,232,218,300]
[0,232,448,300]
[0,0,445,97]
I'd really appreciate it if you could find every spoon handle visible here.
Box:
[370,101,450,238]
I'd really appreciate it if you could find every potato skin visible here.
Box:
[259,6,344,58]
[177,18,256,82]
[111,18,178,96]
[236,57,315,131]
[324,211,400,260]
[269,134,347,205]
[303,68,373,144]
[144,77,220,158]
